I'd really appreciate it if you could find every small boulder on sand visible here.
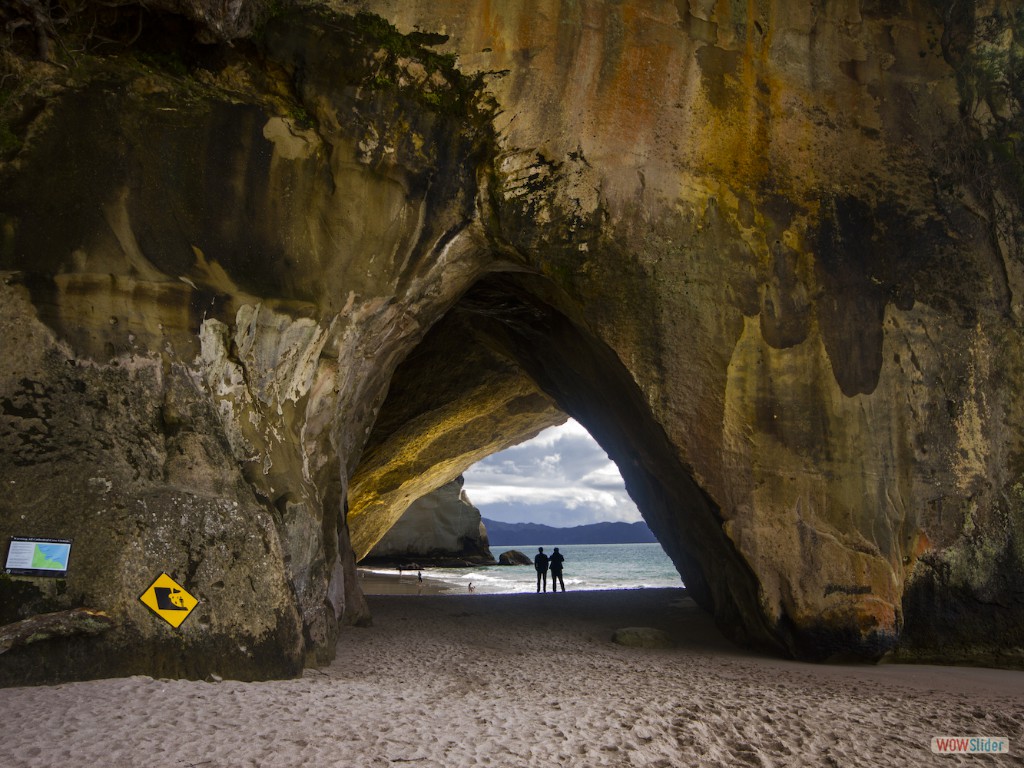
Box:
[612,627,673,648]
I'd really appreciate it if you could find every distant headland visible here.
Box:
[482,518,658,546]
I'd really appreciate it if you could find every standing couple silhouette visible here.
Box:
[534,546,565,592]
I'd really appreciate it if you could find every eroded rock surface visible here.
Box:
[347,309,565,558]
[0,0,1021,681]
[343,0,1024,664]
[365,476,494,564]
[1,4,498,681]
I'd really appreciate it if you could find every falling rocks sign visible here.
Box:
[139,573,199,629]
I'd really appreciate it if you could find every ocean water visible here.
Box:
[369,543,684,594]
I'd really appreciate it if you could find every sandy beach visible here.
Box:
[0,588,1021,767]
[358,567,465,595]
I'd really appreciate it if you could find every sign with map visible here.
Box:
[5,537,73,577]
[139,573,199,629]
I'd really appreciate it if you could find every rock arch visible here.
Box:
[0,0,1022,684]
[350,270,783,653]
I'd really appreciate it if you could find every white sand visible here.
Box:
[0,589,1022,767]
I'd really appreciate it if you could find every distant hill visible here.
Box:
[482,518,659,546]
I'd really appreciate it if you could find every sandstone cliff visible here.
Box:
[364,477,494,564]
[0,0,1021,682]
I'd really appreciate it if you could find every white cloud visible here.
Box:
[580,461,626,489]
[462,419,641,527]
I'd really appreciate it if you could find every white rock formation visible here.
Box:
[367,477,492,562]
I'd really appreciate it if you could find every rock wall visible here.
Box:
[0,5,500,681]
[0,279,305,683]
[341,0,1024,663]
[365,477,493,563]
[0,0,1021,681]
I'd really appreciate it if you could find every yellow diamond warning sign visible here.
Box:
[139,573,198,628]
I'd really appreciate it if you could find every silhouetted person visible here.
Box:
[549,547,565,592]
[534,547,549,593]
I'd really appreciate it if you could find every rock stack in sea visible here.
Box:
[498,550,532,566]
[363,477,495,566]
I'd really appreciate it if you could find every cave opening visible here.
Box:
[360,413,681,592]
[460,417,681,591]
[348,271,781,653]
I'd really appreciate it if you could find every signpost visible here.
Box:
[4,537,72,577]
[139,573,199,628]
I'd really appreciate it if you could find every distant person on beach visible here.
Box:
[418,571,423,583]
[534,547,549,593]
[468,582,475,592]
[549,547,565,592]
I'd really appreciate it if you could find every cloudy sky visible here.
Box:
[461,419,642,527]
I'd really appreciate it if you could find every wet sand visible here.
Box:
[358,567,463,595]
[0,588,1021,767]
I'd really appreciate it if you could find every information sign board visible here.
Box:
[5,537,72,577]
